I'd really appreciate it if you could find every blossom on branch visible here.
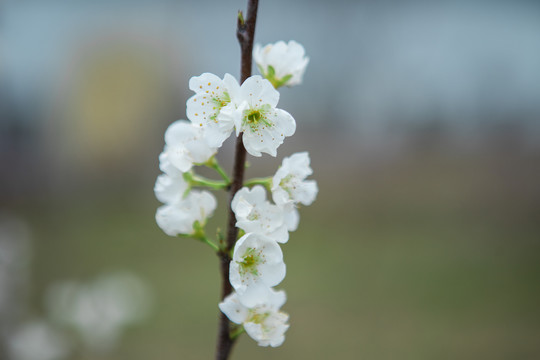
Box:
[272,152,318,207]
[163,120,216,172]
[226,76,296,157]
[155,191,216,236]
[154,173,188,205]
[253,40,309,88]
[232,186,289,243]
[229,233,286,306]
[186,73,239,147]
[219,289,289,347]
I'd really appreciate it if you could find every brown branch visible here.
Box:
[215,1,259,360]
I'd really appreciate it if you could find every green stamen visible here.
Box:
[248,310,271,324]
[237,247,261,276]
[243,104,273,132]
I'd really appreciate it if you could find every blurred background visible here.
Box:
[1,0,540,359]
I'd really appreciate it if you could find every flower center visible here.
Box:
[243,105,273,132]
[247,110,262,123]
[247,210,260,221]
[279,174,297,197]
[237,247,262,276]
[248,310,271,325]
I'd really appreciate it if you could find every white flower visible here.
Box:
[163,120,216,172]
[186,73,240,147]
[253,40,309,88]
[223,75,295,157]
[8,320,70,360]
[229,233,286,306]
[45,273,151,354]
[154,173,188,205]
[219,289,289,347]
[156,190,217,236]
[272,152,318,206]
[232,186,289,243]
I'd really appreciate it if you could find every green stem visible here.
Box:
[176,234,219,252]
[189,221,220,252]
[184,172,229,190]
[230,326,245,340]
[207,157,231,184]
[200,236,220,252]
[244,177,272,190]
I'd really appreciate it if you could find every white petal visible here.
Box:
[166,146,193,172]
[223,73,241,103]
[221,101,247,136]
[242,135,263,157]
[267,289,287,309]
[164,120,194,145]
[284,152,312,177]
[231,187,254,216]
[243,322,266,345]
[283,206,300,232]
[188,73,224,93]
[272,109,296,137]
[186,94,218,128]
[154,173,188,204]
[218,292,248,325]
[235,283,274,308]
[231,186,266,215]
[155,204,193,236]
[239,76,279,108]
[203,124,234,148]
[259,259,286,287]
[194,191,218,221]
[266,224,289,244]
[296,180,318,206]
[158,151,182,177]
[271,187,291,206]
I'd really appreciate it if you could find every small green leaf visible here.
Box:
[275,74,293,88]
[238,11,245,25]
[267,65,276,78]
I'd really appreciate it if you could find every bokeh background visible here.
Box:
[1,0,540,359]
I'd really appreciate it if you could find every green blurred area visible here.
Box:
[13,146,540,360]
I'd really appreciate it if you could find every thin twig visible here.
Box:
[215,1,259,360]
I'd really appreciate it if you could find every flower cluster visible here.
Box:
[222,150,317,346]
[155,40,315,347]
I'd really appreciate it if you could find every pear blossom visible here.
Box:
[224,75,296,157]
[230,233,286,306]
[253,40,309,88]
[232,185,289,243]
[219,289,289,347]
[156,190,217,236]
[154,173,188,205]
[186,73,240,147]
[272,152,318,206]
[163,120,216,172]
